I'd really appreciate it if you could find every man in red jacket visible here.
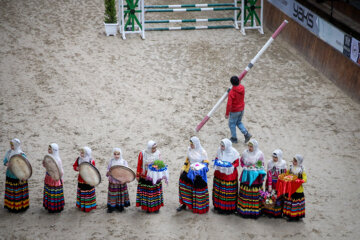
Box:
[225,76,252,144]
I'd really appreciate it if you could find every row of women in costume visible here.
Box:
[2,138,160,214]
[176,136,306,221]
[3,137,306,221]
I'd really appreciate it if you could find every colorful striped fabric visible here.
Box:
[43,174,65,213]
[179,172,209,214]
[107,183,130,211]
[76,182,96,212]
[4,176,29,212]
[236,183,262,218]
[283,192,305,220]
[263,198,283,217]
[212,177,238,212]
[136,178,163,212]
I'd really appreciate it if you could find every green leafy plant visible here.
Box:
[153,160,165,169]
[256,160,263,168]
[104,0,117,23]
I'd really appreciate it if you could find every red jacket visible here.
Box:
[226,85,245,116]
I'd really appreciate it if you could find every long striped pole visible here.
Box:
[145,7,239,13]
[145,17,234,24]
[145,3,235,8]
[146,25,234,31]
[195,20,289,132]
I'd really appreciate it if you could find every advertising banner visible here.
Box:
[267,0,359,66]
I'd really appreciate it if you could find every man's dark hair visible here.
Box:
[230,76,239,86]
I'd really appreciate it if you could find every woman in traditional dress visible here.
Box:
[177,136,209,214]
[236,139,265,218]
[43,143,65,213]
[106,148,130,213]
[3,138,30,212]
[263,149,287,217]
[283,154,307,221]
[136,140,163,213]
[73,146,97,212]
[212,138,240,214]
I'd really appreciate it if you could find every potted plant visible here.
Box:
[104,0,118,36]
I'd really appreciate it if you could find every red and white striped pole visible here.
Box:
[195,20,288,132]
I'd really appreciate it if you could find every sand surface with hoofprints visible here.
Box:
[0,0,360,239]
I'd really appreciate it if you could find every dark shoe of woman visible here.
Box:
[176,204,186,212]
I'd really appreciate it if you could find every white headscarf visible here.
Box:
[291,154,305,175]
[216,138,240,163]
[267,149,287,172]
[187,136,208,164]
[109,148,128,168]
[6,138,23,160]
[241,139,264,166]
[78,146,92,165]
[49,143,64,175]
[142,140,160,174]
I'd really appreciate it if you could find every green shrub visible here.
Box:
[104,0,117,23]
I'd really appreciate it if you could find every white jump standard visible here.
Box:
[118,0,264,39]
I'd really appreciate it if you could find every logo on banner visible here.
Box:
[293,3,314,28]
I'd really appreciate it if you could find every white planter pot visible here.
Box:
[104,23,118,36]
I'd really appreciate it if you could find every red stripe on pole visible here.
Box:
[195,115,210,132]
[238,70,248,81]
[271,20,288,39]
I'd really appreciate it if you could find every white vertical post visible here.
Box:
[234,0,239,29]
[259,0,264,34]
[141,0,145,39]
[241,0,245,35]
[121,0,126,39]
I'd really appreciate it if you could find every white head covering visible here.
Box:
[109,148,128,168]
[142,140,160,174]
[217,138,239,163]
[187,136,208,164]
[49,143,64,175]
[291,154,305,174]
[78,146,92,165]
[6,138,23,160]
[241,139,264,166]
[267,149,287,171]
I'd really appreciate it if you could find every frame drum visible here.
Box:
[79,162,101,186]
[109,165,136,183]
[9,154,32,180]
[43,154,61,181]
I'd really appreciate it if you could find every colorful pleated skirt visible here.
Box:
[4,176,29,213]
[107,182,130,211]
[212,175,238,213]
[43,173,65,213]
[136,178,163,212]
[237,183,262,218]
[179,171,209,214]
[76,182,96,212]
[283,192,305,220]
[263,197,283,218]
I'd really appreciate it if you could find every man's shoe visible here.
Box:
[244,133,252,143]
[230,137,238,143]
[176,204,186,212]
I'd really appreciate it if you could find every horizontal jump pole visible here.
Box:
[145,18,234,24]
[195,20,289,132]
[145,7,240,13]
[146,25,235,31]
[144,3,235,8]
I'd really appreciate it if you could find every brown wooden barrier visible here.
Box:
[263,1,360,102]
